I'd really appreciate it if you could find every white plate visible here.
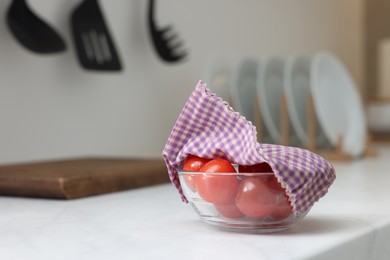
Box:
[257,56,285,143]
[230,58,258,122]
[203,57,232,102]
[311,51,367,157]
[284,54,329,148]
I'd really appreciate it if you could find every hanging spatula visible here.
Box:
[70,0,122,71]
[148,0,188,63]
[6,0,66,54]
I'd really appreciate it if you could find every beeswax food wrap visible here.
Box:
[163,81,335,215]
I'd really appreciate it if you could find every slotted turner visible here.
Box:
[70,0,122,71]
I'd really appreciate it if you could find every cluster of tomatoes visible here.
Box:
[182,155,292,220]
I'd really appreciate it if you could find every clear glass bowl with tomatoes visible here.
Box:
[178,156,307,233]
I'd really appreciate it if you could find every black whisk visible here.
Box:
[147,0,188,63]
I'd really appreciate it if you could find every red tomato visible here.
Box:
[235,177,278,218]
[182,155,210,191]
[214,202,244,219]
[271,193,292,220]
[196,158,238,204]
[265,176,292,220]
[238,163,273,173]
[266,176,285,192]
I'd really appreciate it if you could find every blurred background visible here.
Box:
[0,0,372,164]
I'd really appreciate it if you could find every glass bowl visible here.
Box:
[178,170,307,233]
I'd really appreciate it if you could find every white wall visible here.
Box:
[0,0,363,164]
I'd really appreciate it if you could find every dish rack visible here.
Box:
[253,94,377,161]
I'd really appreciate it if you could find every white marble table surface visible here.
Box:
[1,145,390,260]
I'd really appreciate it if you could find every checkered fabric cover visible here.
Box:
[162,81,336,215]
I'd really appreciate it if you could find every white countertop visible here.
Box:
[1,146,390,260]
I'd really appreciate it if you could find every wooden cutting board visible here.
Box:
[0,157,169,199]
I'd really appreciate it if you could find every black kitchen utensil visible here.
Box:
[6,0,66,54]
[70,0,122,71]
[148,0,187,63]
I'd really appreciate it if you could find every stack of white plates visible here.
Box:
[203,51,367,158]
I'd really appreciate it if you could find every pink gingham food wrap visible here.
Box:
[162,81,335,215]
